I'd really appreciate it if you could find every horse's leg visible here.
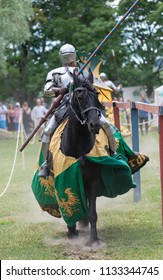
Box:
[67,223,79,239]
[78,198,89,230]
[81,161,102,246]
[86,188,99,246]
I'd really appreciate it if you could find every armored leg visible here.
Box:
[100,114,116,154]
[38,115,57,177]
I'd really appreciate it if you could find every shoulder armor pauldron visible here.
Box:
[46,67,68,81]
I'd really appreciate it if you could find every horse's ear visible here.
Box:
[87,68,94,84]
[73,69,79,87]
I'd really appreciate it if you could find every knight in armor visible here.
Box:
[100,72,117,93]
[39,43,149,177]
[39,43,116,177]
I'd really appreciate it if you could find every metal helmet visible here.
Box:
[59,43,76,65]
[100,72,108,81]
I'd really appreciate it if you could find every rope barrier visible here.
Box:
[120,118,156,127]
[0,115,21,197]
[0,112,41,197]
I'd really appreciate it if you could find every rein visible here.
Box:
[70,86,101,125]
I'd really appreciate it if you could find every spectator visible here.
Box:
[22,102,33,137]
[14,102,21,132]
[7,103,15,133]
[31,98,48,139]
[138,94,149,135]
[40,97,48,109]
[0,101,8,129]
[117,83,124,101]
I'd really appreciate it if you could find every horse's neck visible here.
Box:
[61,115,95,158]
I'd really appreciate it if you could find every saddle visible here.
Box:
[55,106,70,126]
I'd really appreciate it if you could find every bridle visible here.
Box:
[70,86,101,125]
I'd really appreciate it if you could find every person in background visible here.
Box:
[99,72,117,93]
[99,72,118,117]
[0,101,8,129]
[7,103,15,133]
[40,97,48,109]
[22,101,33,137]
[31,98,48,139]
[138,93,150,135]
[117,83,124,101]
[99,73,124,101]
[14,102,21,132]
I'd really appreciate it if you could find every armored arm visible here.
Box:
[44,70,68,97]
[44,85,68,97]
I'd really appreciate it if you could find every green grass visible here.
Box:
[0,131,163,260]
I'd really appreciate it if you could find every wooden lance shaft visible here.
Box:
[78,0,141,75]
[19,93,63,152]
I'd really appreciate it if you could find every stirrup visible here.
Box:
[38,161,50,178]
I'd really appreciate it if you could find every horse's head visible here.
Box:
[71,70,104,134]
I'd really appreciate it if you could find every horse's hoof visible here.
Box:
[67,229,79,239]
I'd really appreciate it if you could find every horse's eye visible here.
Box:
[78,90,83,93]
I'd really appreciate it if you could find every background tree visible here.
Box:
[0,0,117,104]
[0,0,162,103]
[116,0,163,97]
[0,0,33,74]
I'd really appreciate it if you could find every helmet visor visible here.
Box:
[60,52,76,65]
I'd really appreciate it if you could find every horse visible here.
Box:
[47,70,135,246]
[59,70,105,246]
[31,69,148,247]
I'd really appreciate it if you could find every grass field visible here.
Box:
[0,130,163,260]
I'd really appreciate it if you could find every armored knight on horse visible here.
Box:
[39,43,148,178]
[20,0,149,246]
[39,43,117,178]
[30,43,149,245]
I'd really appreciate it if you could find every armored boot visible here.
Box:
[38,160,50,178]
[38,142,50,178]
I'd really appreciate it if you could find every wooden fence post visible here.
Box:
[131,102,141,202]
[113,102,120,130]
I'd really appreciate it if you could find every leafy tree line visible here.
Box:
[0,0,162,105]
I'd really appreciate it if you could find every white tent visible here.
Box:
[154,85,163,105]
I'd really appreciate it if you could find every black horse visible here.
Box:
[60,70,105,246]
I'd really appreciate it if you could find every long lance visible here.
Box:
[78,0,141,75]
[112,49,121,84]
[19,0,140,152]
